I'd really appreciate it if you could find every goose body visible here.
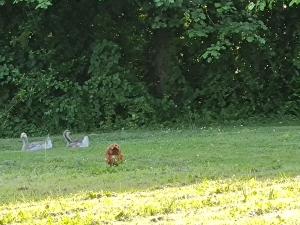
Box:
[63,130,89,148]
[20,133,53,151]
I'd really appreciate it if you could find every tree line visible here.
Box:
[0,0,299,136]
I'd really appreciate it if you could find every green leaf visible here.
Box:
[154,0,164,7]
[289,0,300,6]
[258,1,266,11]
[247,2,255,11]
[214,2,221,8]
[246,36,254,42]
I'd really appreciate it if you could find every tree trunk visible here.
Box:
[151,29,178,97]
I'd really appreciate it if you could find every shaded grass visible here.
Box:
[0,125,300,204]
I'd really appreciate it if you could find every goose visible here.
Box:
[63,130,89,148]
[20,132,53,151]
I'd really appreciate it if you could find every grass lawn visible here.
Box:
[0,125,300,224]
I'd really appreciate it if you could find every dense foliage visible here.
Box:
[0,0,299,136]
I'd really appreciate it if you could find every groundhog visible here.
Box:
[105,143,125,166]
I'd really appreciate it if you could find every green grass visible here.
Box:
[2,177,300,224]
[0,125,300,224]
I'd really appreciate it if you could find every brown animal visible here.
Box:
[105,144,125,166]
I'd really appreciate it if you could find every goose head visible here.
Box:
[63,130,70,136]
[20,132,27,138]
[20,132,28,140]
[20,132,28,151]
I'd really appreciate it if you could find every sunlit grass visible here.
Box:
[1,177,300,224]
[0,124,300,224]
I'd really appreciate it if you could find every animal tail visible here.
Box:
[46,134,53,149]
[81,136,89,147]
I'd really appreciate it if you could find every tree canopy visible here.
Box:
[0,0,299,136]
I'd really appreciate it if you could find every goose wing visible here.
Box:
[68,136,89,148]
[27,141,46,151]
[27,138,53,151]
